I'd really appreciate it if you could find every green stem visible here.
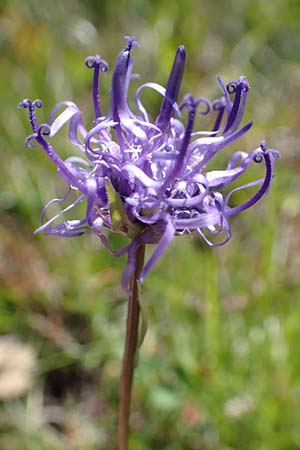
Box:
[118,245,145,450]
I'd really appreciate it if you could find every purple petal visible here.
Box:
[110,38,139,121]
[155,45,186,131]
[226,146,276,216]
[139,218,175,283]
[34,194,85,234]
[85,55,109,118]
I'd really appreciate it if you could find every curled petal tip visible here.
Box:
[18,98,31,109]
[226,76,249,94]
[271,149,281,159]
[85,55,109,72]
[259,141,280,160]
[37,123,51,137]
[25,134,37,149]
[33,99,43,108]
[18,98,43,109]
[124,35,140,50]
[19,98,43,133]
[226,80,238,94]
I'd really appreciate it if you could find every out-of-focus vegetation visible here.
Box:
[1,0,300,449]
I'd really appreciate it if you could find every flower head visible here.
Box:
[20,36,279,290]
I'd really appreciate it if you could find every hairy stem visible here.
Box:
[118,245,145,450]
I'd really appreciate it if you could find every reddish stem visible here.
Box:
[118,245,145,450]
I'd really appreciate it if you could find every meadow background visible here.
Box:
[1,0,300,449]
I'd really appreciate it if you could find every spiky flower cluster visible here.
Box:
[20,37,279,289]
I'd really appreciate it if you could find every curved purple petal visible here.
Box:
[155,45,186,131]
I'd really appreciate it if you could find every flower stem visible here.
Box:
[118,244,145,450]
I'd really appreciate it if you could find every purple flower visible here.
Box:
[20,36,279,290]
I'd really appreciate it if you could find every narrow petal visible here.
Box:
[110,37,139,120]
[155,45,186,131]
[34,194,85,234]
[226,145,278,216]
[174,211,221,229]
[223,77,249,134]
[139,218,175,283]
[85,55,109,118]
[187,121,253,177]
[44,220,88,237]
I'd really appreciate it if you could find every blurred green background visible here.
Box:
[1,0,300,449]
